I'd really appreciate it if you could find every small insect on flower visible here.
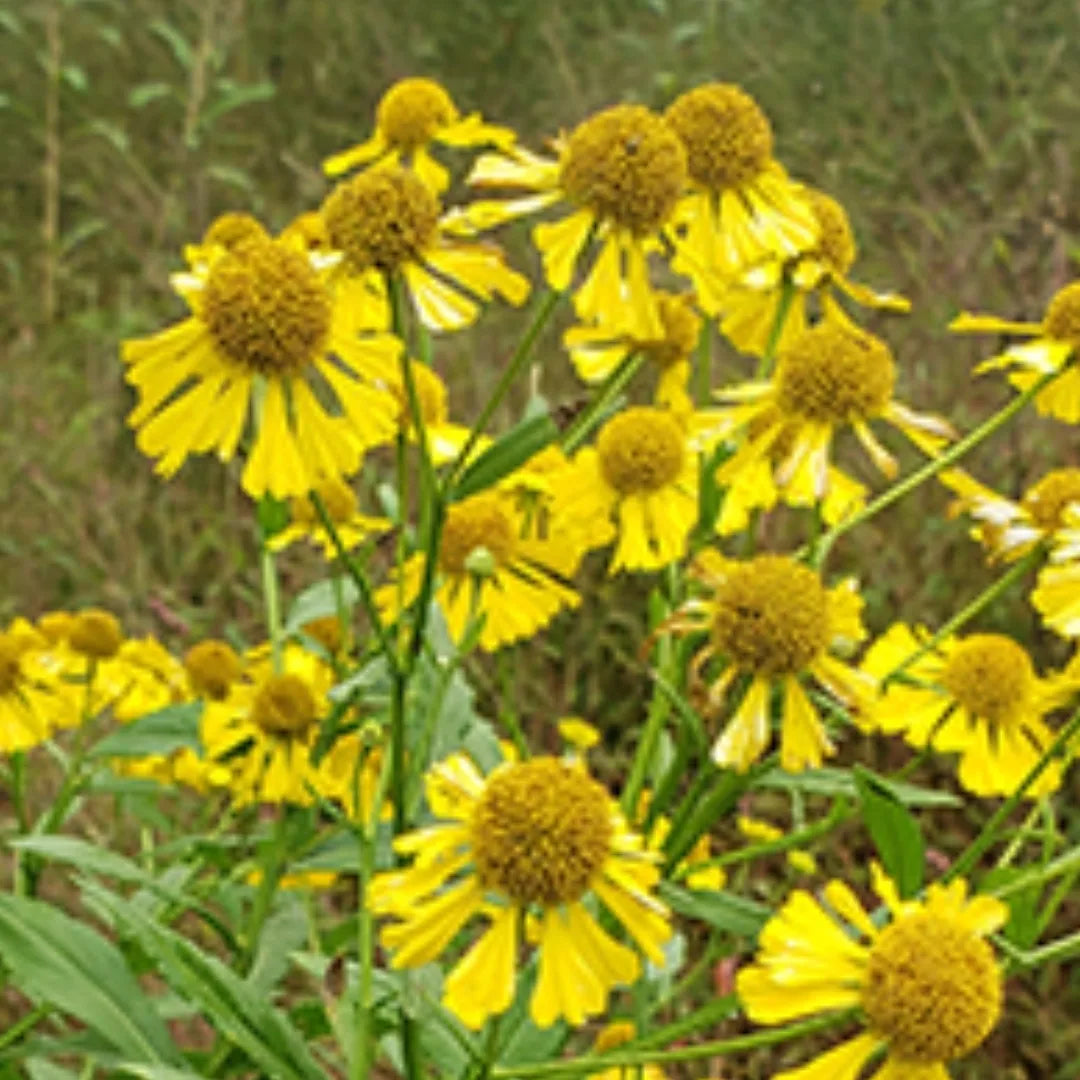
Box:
[737,864,1007,1080]
[371,750,671,1029]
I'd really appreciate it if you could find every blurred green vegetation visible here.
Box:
[2,2,1080,1073]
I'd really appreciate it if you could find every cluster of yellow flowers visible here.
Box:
[9,75,1080,1078]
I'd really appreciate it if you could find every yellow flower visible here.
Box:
[664,552,875,772]
[588,1021,667,1080]
[737,816,818,875]
[703,321,953,511]
[268,476,389,558]
[0,619,70,751]
[1032,558,1080,639]
[737,865,1006,1080]
[552,406,700,573]
[387,359,476,464]
[717,185,910,357]
[200,644,354,806]
[862,624,1067,798]
[183,639,243,701]
[564,291,702,412]
[371,752,671,1029]
[122,236,400,498]
[247,867,339,891]
[664,83,818,286]
[464,104,688,338]
[322,166,529,333]
[940,466,1080,563]
[377,489,580,652]
[323,76,515,194]
[950,279,1080,422]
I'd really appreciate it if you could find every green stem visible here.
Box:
[1001,929,1080,970]
[814,369,1060,565]
[989,842,1080,900]
[497,647,529,759]
[0,1003,52,1053]
[449,289,562,487]
[946,704,1080,883]
[245,807,290,970]
[756,277,796,381]
[560,350,644,454]
[489,1011,853,1078]
[693,319,712,406]
[259,541,283,673]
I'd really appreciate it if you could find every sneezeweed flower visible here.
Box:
[950,280,1080,422]
[664,552,875,772]
[1032,553,1080,639]
[177,211,271,280]
[664,83,818,285]
[321,166,529,332]
[862,623,1067,798]
[0,619,70,751]
[704,321,953,508]
[717,185,910,358]
[376,489,580,651]
[200,644,352,806]
[465,104,688,337]
[323,76,515,194]
[737,865,1006,1080]
[183,639,244,701]
[111,637,188,721]
[388,359,476,463]
[563,291,702,412]
[940,466,1080,564]
[123,236,400,498]
[268,476,389,558]
[371,751,671,1028]
[553,406,700,573]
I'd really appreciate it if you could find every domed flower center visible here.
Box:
[202,239,331,376]
[775,323,895,423]
[560,105,687,236]
[1021,468,1080,530]
[0,634,23,694]
[376,77,457,149]
[69,609,123,660]
[393,362,448,431]
[1043,281,1080,347]
[597,407,684,495]
[251,673,319,737]
[941,634,1034,726]
[710,555,829,676]
[290,478,358,528]
[805,188,855,275]
[439,494,516,575]
[322,167,440,273]
[643,292,702,368]
[470,757,613,906]
[201,212,269,252]
[302,616,345,656]
[664,83,773,191]
[862,911,1002,1064]
[184,640,242,701]
[38,612,73,645]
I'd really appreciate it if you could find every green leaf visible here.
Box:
[284,577,359,635]
[115,1069,209,1080]
[128,82,173,108]
[0,894,183,1065]
[759,765,960,807]
[853,765,924,897]
[658,883,770,938]
[205,163,257,193]
[149,20,193,70]
[89,701,201,759]
[200,81,275,129]
[452,412,559,500]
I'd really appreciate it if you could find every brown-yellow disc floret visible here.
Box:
[560,105,687,236]
[664,83,773,191]
[941,634,1034,726]
[645,293,702,368]
[597,407,684,495]
[302,616,346,656]
[69,609,123,660]
[439,494,516,575]
[470,757,612,906]
[290,478,358,528]
[862,911,1002,1064]
[1021,468,1080,530]
[201,239,330,377]
[376,77,457,150]
[184,640,242,701]
[775,323,895,423]
[251,673,319,737]
[201,212,269,252]
[1043,281,1080,347]
[322,167,440,273]
[805,188,856,275]
[0,634,23,694]
[710,555,829,676]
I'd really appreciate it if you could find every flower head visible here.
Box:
[122,236,400,498]
[372,751,671,1029]
[0,619,70,751]
[465,105,687,338]
[950,280,1080,422]
[663,552,875,772]
[324,77,515,194]
[268,476,389,558]
[738,865,1006,1079]
[862,623,1069,797]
